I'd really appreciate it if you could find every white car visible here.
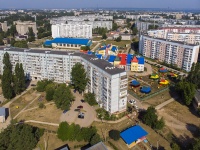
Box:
[134,105,139,109]
[128,100,134,105]
[132,99,136,104]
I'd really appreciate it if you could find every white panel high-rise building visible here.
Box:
[51,23,92,39]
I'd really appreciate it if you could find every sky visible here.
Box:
[0,0,199,9]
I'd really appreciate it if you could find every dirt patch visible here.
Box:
[17,104,62,123]
[157,101,200,146]
[36,132,88,150]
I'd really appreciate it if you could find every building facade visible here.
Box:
[14,21,37,36]
[0,47,127,114]
[67,21,113,30]
[52,23,92,39]
[0,21,8,32]
[139,35,200,72]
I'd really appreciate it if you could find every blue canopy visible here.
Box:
[159,68,168,73]
[120,125,148,145]
[140,86,151,94]
[131,80,140,87]
[108,55,116,62]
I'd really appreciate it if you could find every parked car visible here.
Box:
[134,105,139,109]
[63,110,68,114]
[128,100,134,105]
[77,105,83,109]
[78,112,84,119]
[81,99,85,103]
[31,84,36,86]
[132,99,136,104]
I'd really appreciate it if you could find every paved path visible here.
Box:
[13,93,41,119]
[155,97,177,110]
[92,42,101,52]
[22,102,55,113]
[25,120,59,126]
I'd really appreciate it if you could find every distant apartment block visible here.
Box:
[67,21,113,30]
[0,47,127,114]
[14,21,37,36]
[147,30,200,45]
[50,15,113,24]
[52,23,92,39]
[139,35,200,71]
[160,25,200,34]
[0,21,8,32]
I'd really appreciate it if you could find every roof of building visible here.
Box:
[55,144,69,150]
[118,53,127,65]
[44,38,92,46]
[138,57,145,65]
[111,46,118,52]
[0,47,125,76]
[131,56,138,63]
[0,107,6,117]
[108,55,116,62]
[120,125,148,145]
[127,54,133,64]
[86,142,108,150]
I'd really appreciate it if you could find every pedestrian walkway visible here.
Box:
[155,97,178,110]
[25,120,59,126]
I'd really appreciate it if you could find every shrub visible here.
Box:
[109,130,120,141]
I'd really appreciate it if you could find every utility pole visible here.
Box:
[157,140,160,150]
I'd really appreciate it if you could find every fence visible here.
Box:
[128,86,170,101]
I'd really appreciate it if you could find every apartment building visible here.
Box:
[160,25,200,34]
[139,35,200,71]
[0,47,127,114]
[0,21,8,32]
[148,30,200,45]
[50,15,113,24]
[52,23,92,39]
[14,21,37,36]
[67,21,113,30]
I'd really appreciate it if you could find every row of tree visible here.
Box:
[2,52,26,99]
[57,122,101,146]
[36,80,74,110]
[0,124,44,150]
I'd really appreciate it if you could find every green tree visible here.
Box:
[36,79,53,92]
[115,36,122,42]
[0,124,43,150]
[45,83,55,101]
[28,27,35,42]
[102,33,107,39]
[132,27,138,35]
[109,130,120,141]
[57,122,69,141]
[171,142,180,150]
[176,81,196,105]
[84,92,97,106]
[90,134,101,146]
[71,63,88,93]
[2,52,13,99]
[0,36,4,45]
[53,84,74,110]
[142,106,158,127]
[187,63,200,88]
[14,41,28,48]
[112,23,118,31]
[9,24,17,37]
[155,117,165,130]
[193,138,200,150]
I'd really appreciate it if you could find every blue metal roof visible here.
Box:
[0,107,6,117]
[127,54,133,64]
[99,46,106,50]
[87,51,93,55]
[96,54,102,59]
[138,57,145,65]
[44,38,92,46]
[120,125,148,145]
[108,55,116,62]
[111,46,118,52]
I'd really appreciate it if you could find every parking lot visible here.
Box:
[60,91,96,127]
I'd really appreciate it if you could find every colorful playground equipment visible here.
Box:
[131,80,140,87]
[150,74,159,79]
[170,73,178,78]
[159,67,168,73]
[140,86,151,94]
[159,79,169,85]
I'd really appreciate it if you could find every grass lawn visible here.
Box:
[36,132,88,150]
[92,37,102,41]
[10,88,37,118]
[17,104,62,123]
[103,40,131,47]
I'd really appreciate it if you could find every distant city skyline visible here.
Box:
[0,0,199,9]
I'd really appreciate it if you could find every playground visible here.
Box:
[129,66,179,100]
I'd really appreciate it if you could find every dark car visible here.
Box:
[81,99,85,103]
[78,112,84,119]
[63,110,68,114]
[73,89,76,93]
[77,105,83,109]
[31,84,36,86]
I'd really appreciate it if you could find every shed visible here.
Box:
[86,142,108,150]
[0,107,6,123]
